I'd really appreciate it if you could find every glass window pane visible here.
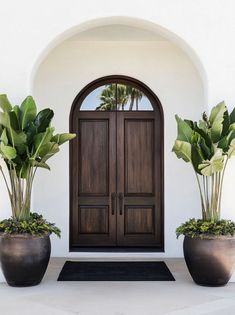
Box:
[80,82,153,111]
[116,84,153,111]
[80,84,117,111]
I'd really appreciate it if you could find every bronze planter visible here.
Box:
[0,233,51,287]
[183,235,235,286]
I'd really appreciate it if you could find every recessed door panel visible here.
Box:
[79,206,109,234]
[124,206,155,234]
[79,120,108,196]
[125,119,154,195]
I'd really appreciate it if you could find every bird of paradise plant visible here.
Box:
[0,94,76,223]
[172,101,235,222]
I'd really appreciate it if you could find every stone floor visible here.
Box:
[0,258,235,315]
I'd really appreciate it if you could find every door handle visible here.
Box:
[118,192,124,215]
[111,192,116,215]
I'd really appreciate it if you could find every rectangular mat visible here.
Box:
[57,261,175,281]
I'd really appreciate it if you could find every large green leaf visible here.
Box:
[172,140,191,162]
[0,112,16,147]
[0,109,19,131]
[34,108,54,133]
[190,132,209,173]
[1,128,8,145]
[218,135,229,152]
[9,111,20,130]
[191,143,204,174]
[198,149,224,176]
[209,101,226,124]
[25,121,37,145]
[198,119,208,133]
[0,112,10,128]
[38,142,59,160]
[194,124,211,148]
[13,105,21,126]
[209,101,227,143]
[34,127,54,150]
[0,142,17,160]
[0,94,12,112]
[10,130,27,146]
[175,115,193,143]
[194,132,211,160]
[184,119,194,129]
[51,133,76,145]
[20,96,37,130]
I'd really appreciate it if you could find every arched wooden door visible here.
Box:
[70,76,164,251]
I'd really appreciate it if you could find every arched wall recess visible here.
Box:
[30,16,208,103]
[32,18,206,257]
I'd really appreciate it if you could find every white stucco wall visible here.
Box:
[33,36,205,257]
[0,0,235,258]
[1,0,235,103]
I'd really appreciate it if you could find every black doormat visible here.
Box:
[57,261,175,281]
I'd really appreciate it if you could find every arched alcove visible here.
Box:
[32,19,207,257]
[30,17,208,97]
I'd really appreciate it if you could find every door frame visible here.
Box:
[69,75,164,252]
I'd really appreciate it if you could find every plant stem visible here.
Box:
[217,155,228,220]
[195,172,206,219]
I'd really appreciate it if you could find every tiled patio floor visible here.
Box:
[0,258,235,315]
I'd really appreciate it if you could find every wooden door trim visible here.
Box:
[69,75,164,252]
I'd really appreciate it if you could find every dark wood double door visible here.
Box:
[70,110,163,250]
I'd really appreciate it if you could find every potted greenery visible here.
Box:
[172,101,235,286]
[0,94,75,287]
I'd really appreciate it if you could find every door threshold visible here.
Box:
[70,247,164,253]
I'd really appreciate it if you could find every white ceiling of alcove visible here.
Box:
[67,24,168,42]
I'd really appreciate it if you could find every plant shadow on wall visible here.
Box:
[0,95,76,287]
[173,102,235,286]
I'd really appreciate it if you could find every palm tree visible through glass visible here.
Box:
[80,83,153,111]
[96,84,152,111]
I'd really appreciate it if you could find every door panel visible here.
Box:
[117,112,162,247]
[124,206,155,234]
[125,119,154,195]
[70,112,116,247]
[79,206,109,234]
[79,120,108,195]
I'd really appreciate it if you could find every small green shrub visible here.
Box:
[176,218,235,238]
[0,213,61,237]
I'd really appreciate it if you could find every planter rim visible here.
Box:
[184,234,235,240]
[0,233,50,239]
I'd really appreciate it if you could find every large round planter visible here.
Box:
[0,233,51,287]
[183,235,235,286]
